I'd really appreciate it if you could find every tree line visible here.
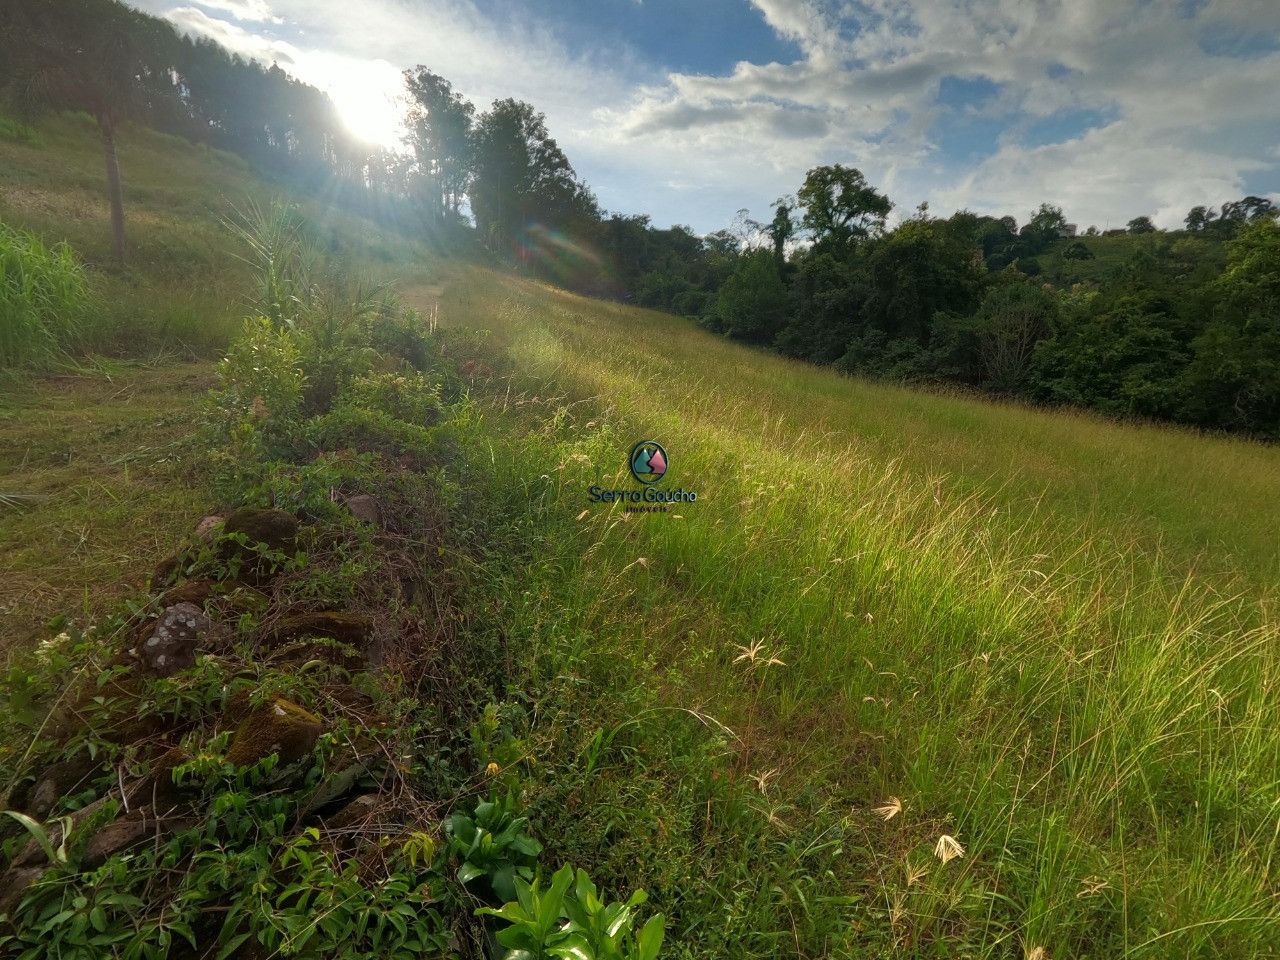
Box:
[395,58,1280,439]
[3,0,1277,437]
[631,173,1280,438]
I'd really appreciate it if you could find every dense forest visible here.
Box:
[2,0,1278,436]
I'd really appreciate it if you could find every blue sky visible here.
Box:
[463,0,801,76]
[138,0,1280,234]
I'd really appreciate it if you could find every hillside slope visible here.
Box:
[0,113,439,356]
[427,269,1280,591]
[416,269,1280,956]
[2,113,1278,957]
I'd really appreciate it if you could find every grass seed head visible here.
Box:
[934,834,965,864]
[873,797,903,821]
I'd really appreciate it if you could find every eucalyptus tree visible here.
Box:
[470,98,596,254]
[1,0,169,262]
[403,67,475,223]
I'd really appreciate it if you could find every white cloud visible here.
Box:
[601,0,1280,229]
[191,0,281,23]
[164,6,297,61]
[135,0,1280,232]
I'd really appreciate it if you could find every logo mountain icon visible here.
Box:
[647,447,666,475]
[629,441,668,484]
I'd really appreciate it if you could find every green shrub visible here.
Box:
[446,791,542,905]
[341,372,442,425]
[212,317,305,439]
[478,863,664,960]
[306,405,450,467]
[0,116,41,144]
[368,305,439,370]
[0,222,90,369]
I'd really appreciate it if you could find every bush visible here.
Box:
[209,317,306,492]
[0,222,90,369]
[341,372,442,426]
[368,305,439,370]
[213,317,305,439]
[307,405,449,468]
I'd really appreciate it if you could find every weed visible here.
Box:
[0,221,90,369]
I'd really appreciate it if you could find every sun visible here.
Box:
[331,78,405,150]
[302,54,407,151]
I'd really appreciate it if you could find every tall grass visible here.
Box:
[435,268,1280,958]
[0,222,90,370]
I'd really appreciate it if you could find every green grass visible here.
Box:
[0,222,90,368]
[0,111,442,359]
[0,111,452,654]
[0,361,215,649]
[424,268,1280,958]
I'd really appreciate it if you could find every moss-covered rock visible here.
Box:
[344,494,381,527]
[218,507,299,583]
[225,697,323,768]
[222,507,298,551]
[258,611,372,649]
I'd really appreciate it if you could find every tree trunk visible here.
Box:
[98,115,126,263]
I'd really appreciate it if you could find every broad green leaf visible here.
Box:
[636,913,665,960]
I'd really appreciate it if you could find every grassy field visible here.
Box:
[1,112,1277,957]
[0,362,213,648]
[0,111,443,648]
[421,269,1280,957]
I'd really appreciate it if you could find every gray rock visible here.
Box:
[194,515,224,539]
[141,602,220,676]
[344,494,381,527]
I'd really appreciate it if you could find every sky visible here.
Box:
[132,0,1280,234]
